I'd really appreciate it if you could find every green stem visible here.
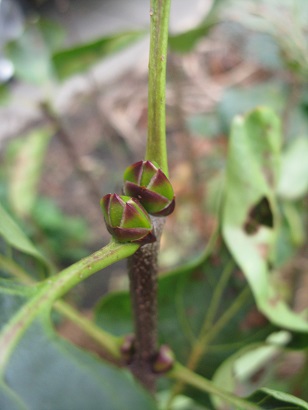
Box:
[125,0,171,392]
[0,241,139,375]
[200,287,250,350]
[0,254,123,361]
[171,228,220,346]
[54,301,121,359]
[167,285,249,408]
[200,260,234,334]
[146,0,171,175]
[168,363,261,410]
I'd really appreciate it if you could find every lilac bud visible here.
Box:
[100,194,156,244]
[123,161,175,217]
[152,345,175,374]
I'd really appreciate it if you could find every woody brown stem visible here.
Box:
[127,217,165,392]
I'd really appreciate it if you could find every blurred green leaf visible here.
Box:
[0,382,28,410]
[6,128,52,218]
[52,31,146,80]
[206,172,225,217]
[0,283,157,410]
[244,32,283,71]
[218,82,287,132]
[277,137,308,200]
[211,332,292,408]
[4,19,64,84]
[31,197,89,262]
[246,388,308,409]
[0,279,33,325]
[36,19,65,51]
[158,391,210,409]
[281,202,305,246]
[0,203,50,271]
[285,330,308,350]
[169,0,223,52]
[222,107,308,331]
[274,206,302,267]
[219,83,308,137]
[0,84,10,106]
[186,113,222,138]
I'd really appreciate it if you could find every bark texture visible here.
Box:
[127,217,165,392]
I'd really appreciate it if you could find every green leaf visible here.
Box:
[222,107,308,332]
[274,203,304,267]
[4,323,156,410]
[168,0,223,52]
[277,137,308,200]
[158,391,210,409]
[0,282,157,410]
[244,32,283,71]
[0,202,50,271]
[246,388,308,409]
[211,332,291,408]
[52,30,146,80]
[285,330,308,350]
[36,19,65,52]
[6,127,52,218]
[0,382,28,410]
[96,290,132,337]
[186,113,222,138]
[4,19,64,84]
[0,84,10,106]
[31,197,89,263]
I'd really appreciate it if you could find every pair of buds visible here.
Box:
[101,161,175,245]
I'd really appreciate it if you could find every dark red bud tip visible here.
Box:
[150,197,176,216]
[151,345,175,374]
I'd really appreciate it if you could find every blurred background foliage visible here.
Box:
[1,0,308,408]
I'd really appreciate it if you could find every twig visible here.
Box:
[128,217,165,392]
[126,0,171,392]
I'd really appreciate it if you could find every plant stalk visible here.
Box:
[127,0,171,392]
[167,286,250,407]
[146,0,171,175]
[128,217,165,392]
[168,363,261,410]
[54,301,122,360]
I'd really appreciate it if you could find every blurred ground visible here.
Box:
[0,0,209,142]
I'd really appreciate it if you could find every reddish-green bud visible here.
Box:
[123,161,175,217]
[151,345,175,374]
[100,194,156,244]
[120,334,135,363]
